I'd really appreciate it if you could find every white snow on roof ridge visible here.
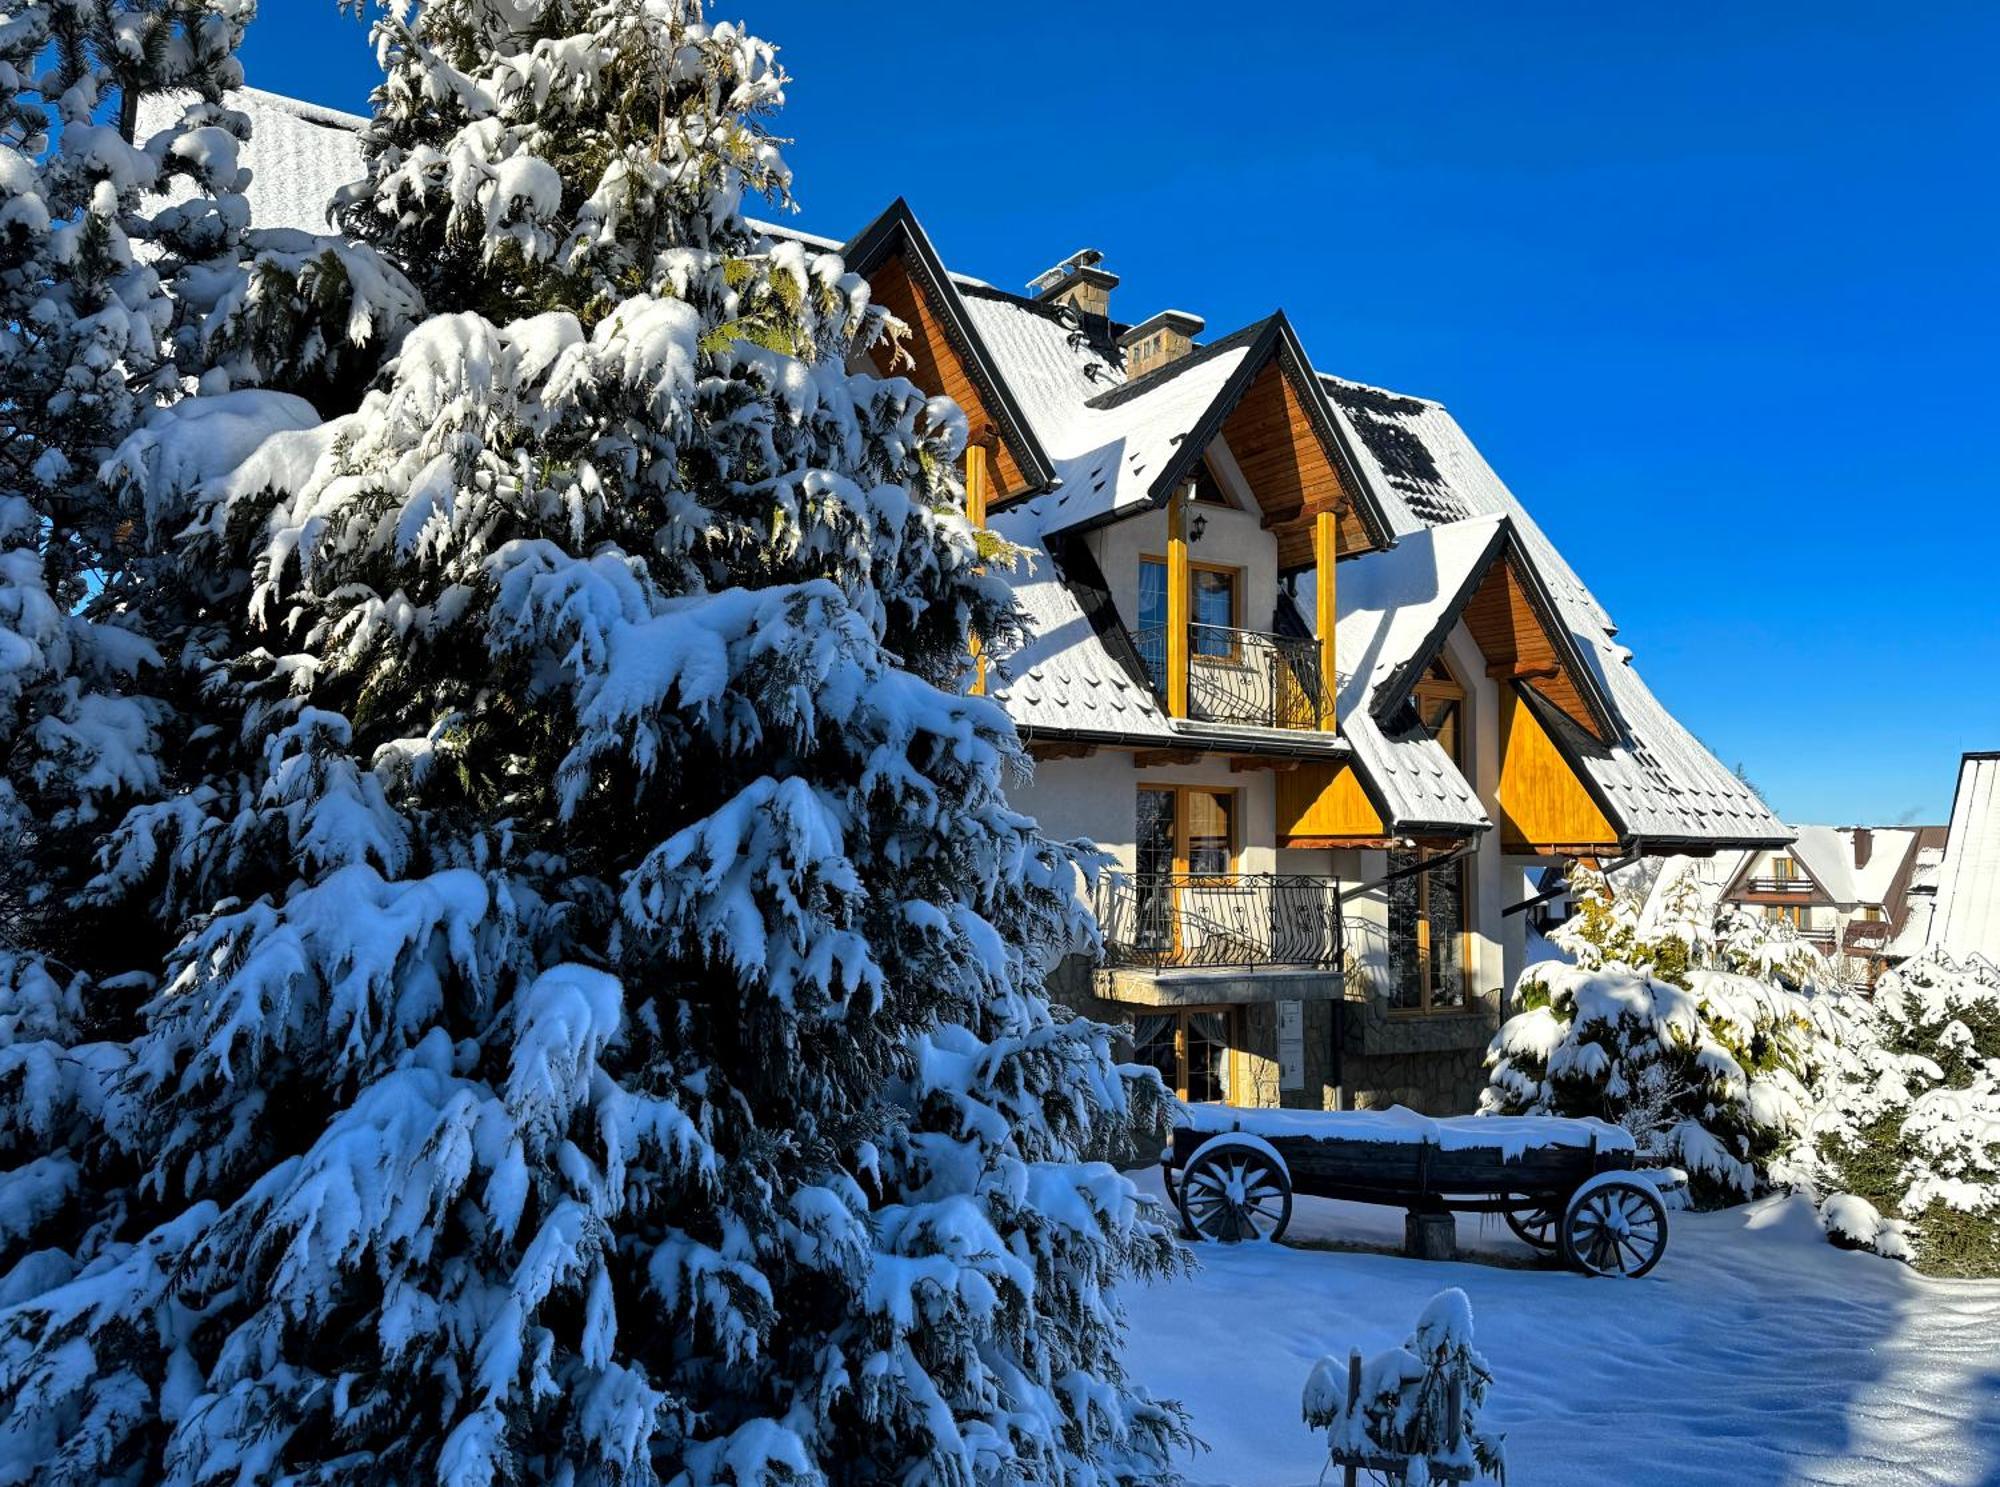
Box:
[232,84,367,134]
[1783,824,1861,904]
[1930,754,2000,965]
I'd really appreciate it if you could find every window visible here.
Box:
[1136,786,1239,957]
[1388,848,1470,1012]
[1138,556,1243,664]
[1389,659,1474,1013]
[1138,786,1238,879]
[1769,903,1804,928]
[1132,1007,1238,1103]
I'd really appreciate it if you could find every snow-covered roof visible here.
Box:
[1784,825,1861,904]
[984,512,1179,747]
[169,88,1789,850]
[134,86,366,235]
[986,508,1351,764]
[1324,379,1787,850]
[1329,517,1506,833]
[1930,753,2000,966]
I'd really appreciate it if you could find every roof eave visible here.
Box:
[841,198,1060,493]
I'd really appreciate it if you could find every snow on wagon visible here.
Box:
[1162,1105,1669,1278]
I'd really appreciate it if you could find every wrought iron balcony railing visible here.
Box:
[1097,871,1345,972]
[1131,623,1334,732]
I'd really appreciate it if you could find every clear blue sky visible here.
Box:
[244,3,1998,826]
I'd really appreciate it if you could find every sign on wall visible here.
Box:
[1277,999,1306,1092]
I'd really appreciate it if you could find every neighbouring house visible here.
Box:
[1714,823,1947,984]
[148,90,1792,1115]
[1922,752,2000,968]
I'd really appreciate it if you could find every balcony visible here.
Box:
[1097,871,1345,972]
[1133,622,1334,732]
[1743,876,1814,896]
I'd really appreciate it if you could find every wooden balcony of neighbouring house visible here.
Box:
[1797,926,1838,952]
[1843,920,1893,953]
[1738,876,1819,899]
[1094,870,1347,1004]
[1131,622,1337,734]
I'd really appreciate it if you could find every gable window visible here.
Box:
[1389,660,1474,1013]
[1132,1007,1237,1103]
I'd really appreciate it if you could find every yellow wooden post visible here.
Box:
[1166,485,1190,718]
[1315,508,1339,732]
[966,445,990,696]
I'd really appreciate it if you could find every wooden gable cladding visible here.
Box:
[1462,554,1606,741]
[1219,362,1372,567]
[1277,760,1387,845]
[866,255,1029,497]
[1497,688,1620,854]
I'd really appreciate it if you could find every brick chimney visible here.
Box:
[1118,309,1206,382]
[1852,827,1873,870]
[1029,248,1119,318]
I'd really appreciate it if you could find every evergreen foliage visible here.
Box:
[1302,1288,1504,1486]
[0,3,1189,1483]
[1482,865,1823,1204]
[1789,954,2000,1277]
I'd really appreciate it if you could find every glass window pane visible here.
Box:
[1138,560,1169,686]
[1428,858,1467,1009]
[1186,1011,1230,1103]
[1186,791,1233,876]
[1386,848,1424,1010]
[1136,790,1177,950]
[1425,699,1462,767]
[1192,568,1236,653]
[1132,1014,1179,1096]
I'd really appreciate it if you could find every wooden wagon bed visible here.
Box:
[1161,1105,1668,1278]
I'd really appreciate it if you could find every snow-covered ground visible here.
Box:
[1123,1169,2000,1486]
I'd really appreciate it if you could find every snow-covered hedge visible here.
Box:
[1303,1288,1505,1486]
[1483,866,1823,1204]
[1786,955,2000,1276]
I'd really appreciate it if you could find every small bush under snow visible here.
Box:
[1786,955,2000,1276]
[1303,1288,1505,1485]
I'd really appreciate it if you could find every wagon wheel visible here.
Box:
[1561,1176,1669,1278]
[1177,1144,1292,1243]
[1503,1199,1563,1252]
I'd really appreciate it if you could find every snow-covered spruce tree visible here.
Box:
[1787,954,2000,1276]
[1482,864,1822,1204]
[0,4,1189,1484]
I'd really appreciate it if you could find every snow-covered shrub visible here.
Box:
[1788,955,2000,1276]
[0,3,1192,1483]
[1483,865,1822,1204]
[1303,1288,1505,1486]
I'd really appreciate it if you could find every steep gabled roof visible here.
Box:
[1009,312,1397,555]
[841,199,1057,494]
[1321,377,1788,852]
[1931,752,2000,966]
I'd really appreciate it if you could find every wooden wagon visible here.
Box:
[1159,1105,1668,1278]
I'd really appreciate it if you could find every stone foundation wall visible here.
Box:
[1041,954,1495,1119]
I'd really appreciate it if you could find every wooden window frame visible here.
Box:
[1138,783,1242,884]
[1393,659,1477,1016]
[1141,554,1246,665]
[1133,1004,1241,1104]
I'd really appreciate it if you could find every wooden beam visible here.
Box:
[1315,508,1338,732]
[1166,486,1190,719]
[1027,739,1097,763]
[1133,748,1202,769]
[1229,756,1303,773]
[1282,836,1407,851]
[966,445,989,697]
